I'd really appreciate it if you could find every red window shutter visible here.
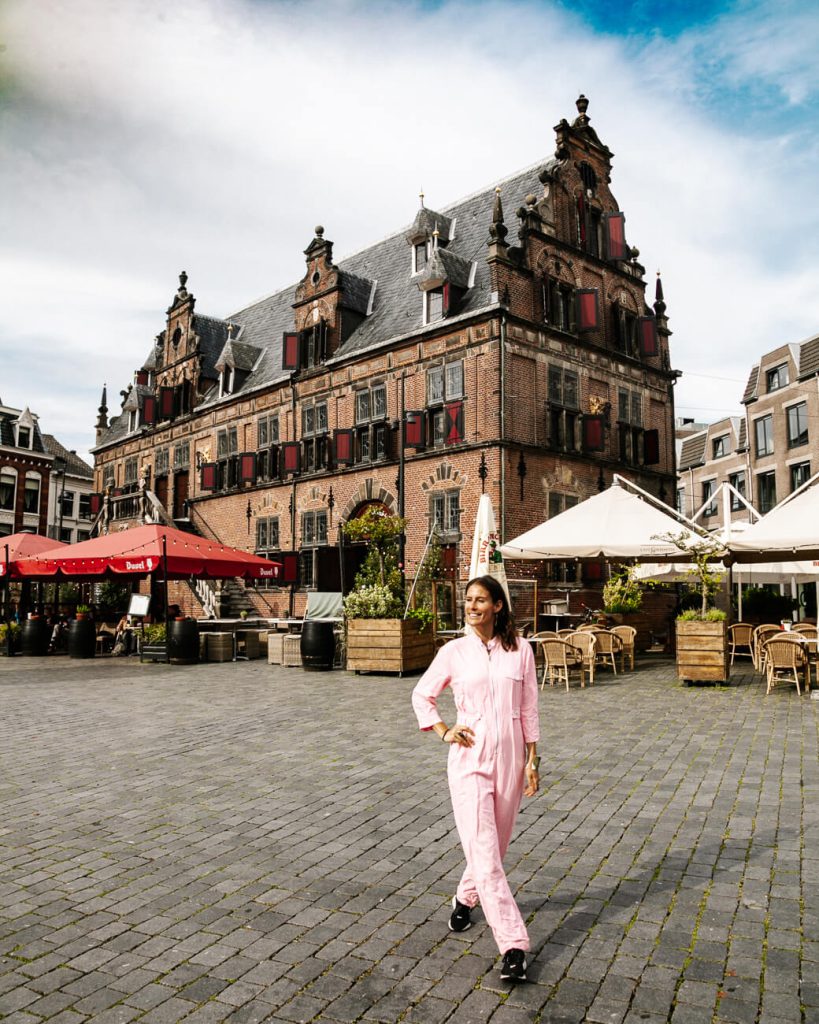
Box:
[200,463,217,491]
[282,442,300,475]
[444,401,465,445]
[89,493,102,517]
[135,370,149,386]
[604,212,627,260]
[113,487,124,497]
[334,429,354,465]
[238,452,257,484]
[277,551,300,585]
[638,316,659,357]
[159,386,174,420]
[140,395,156,426]
[404,411,425,449]
[282,332,300,371]
[582,414,605,452]
[643,428,660,465]
[583,560,603,582]
[576,289,599,332]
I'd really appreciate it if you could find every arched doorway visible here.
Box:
[340,501,392,595]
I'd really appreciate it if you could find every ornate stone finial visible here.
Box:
[95,383,109,433]
[432,223,440,251]
[178,270,188,295]
[314,225,324,238]
[654,270,667,316]
[227,322,236,340]
[419,189,425,208]
[576,94,589,117]
[488,187,509,249]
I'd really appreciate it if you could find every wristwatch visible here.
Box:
[526,755,541,771]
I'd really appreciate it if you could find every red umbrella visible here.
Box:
[14,524,281,581]
[0,533,67,579]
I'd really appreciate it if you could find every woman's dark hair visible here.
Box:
[465,575,518,651]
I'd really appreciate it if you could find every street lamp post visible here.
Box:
[53,456,67,542]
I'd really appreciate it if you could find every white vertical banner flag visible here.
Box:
[469,494,511,604]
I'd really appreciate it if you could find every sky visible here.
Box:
[1,0,818,467]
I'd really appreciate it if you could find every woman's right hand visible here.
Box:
[444,725,475,747]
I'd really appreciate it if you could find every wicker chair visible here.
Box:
[764,636,807,696]
[793,623,818,639]
[593,629,621,675]
[753,624,781,673]
[538,638,583,691]
[727,622,755,665]
[564,630,596,686]
[610,625,636,672]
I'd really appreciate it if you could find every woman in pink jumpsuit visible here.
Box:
[412,575,540,982]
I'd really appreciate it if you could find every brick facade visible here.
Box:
[92,97,678,619]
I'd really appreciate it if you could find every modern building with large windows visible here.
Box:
[677,333,819,522]
[90,96,678,616]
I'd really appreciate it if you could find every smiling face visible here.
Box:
[465,581,503,640]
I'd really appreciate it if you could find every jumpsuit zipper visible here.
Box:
[486,644,501,754]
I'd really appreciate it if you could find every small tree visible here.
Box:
[602,564,644,614]
[655,531,726,618]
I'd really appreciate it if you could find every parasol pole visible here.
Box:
[3,543,10,658]
[162,534,170,663]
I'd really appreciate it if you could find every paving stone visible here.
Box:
[0,658,814,1024]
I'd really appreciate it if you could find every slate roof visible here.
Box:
[678,431,707,470]
[0,412,47,454]
[100,157,563,438]
[41,435,94,479]
[214,160,547,398]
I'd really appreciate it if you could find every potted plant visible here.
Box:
[0,621,21,656]
[659,532,729,684]
[342,507,434,675]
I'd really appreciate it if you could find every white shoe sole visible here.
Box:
[448,895,472,932]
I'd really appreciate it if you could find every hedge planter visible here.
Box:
[676,620,729,684]
[346,618,434,676]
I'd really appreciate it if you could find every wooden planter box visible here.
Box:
[676,620,729,684]
[346,618,434,676]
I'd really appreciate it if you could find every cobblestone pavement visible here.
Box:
[0,654,817,1024]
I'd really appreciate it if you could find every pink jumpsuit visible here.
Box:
[412,633,540,954]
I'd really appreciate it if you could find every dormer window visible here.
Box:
[413,241,429,274]
[425,289,444,325]
[127,410,138,433]
[16,425,31,449]
[220,365,235,397]
[712,435,729,459]
[766,364,788,392]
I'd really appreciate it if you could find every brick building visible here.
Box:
[0,401,93,543]
[91,96,678,617]
[677,333,819,523]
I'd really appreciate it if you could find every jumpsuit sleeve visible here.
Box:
[519,640,540,744]
[411,644,455,731]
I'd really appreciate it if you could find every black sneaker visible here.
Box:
[500,948,527,981]
[448,895,472,932]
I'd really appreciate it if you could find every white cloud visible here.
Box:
[1,0,817,467]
